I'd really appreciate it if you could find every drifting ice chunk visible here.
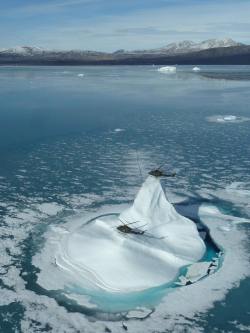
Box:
[77,73,84,77]
[192,66,201,72]
[175,256,219,286]
[223,115,237,121]
[207,115,250,123]
[158,66,177,73]
[114,128,125,133]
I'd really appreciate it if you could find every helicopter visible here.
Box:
[117,218,147,235]
[148,164,176,178]
[116,218,165,239]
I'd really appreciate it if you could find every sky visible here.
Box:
[0,0,250,51]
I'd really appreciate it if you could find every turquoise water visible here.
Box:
[0,65,249,332]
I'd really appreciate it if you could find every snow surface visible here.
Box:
[54,176,205,293]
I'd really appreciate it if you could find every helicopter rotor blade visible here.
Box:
[118,218,141,226]
[131,223,148,231]
[157,163,165,170]
[143,231,166,239]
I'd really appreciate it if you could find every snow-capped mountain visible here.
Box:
[161,38,243,53]
[132,38,244,55]
[0,38,249,65]
[0,46,46,55]
[0,39,243,57]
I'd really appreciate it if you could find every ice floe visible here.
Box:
[158,66,177,73]
[36,202,64,216]
[192,66,201,72]
[207,115,250,123]
[114,128,125,133]
[215,182,250,220]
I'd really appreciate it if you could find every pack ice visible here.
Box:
[56,176,205,293]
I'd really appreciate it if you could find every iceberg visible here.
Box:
[158,66,177,73]
[114,128,125,133]
[192,66,201,72]
[223,115,237,121]
[207,115,250,123]
[55,176,205,293]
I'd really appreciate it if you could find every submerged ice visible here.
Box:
[54,176,205,293]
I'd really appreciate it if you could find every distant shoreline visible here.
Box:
[1,45,250,66]
[1,60,250,66]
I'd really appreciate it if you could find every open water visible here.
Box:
[0,65,249,332]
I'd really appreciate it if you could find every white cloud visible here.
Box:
[1,0,250,50]
[0,0,100,17]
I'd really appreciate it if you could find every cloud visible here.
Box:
[0,0,100,17]
[0,0,250,51]
[108,27,207,37]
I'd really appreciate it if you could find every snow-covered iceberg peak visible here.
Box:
[120,176,180,226]
[120,176,205,262]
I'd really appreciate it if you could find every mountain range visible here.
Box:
[0,38,250,65]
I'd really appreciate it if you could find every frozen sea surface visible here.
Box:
[0,65,250,332]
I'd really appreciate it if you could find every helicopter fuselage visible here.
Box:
[149,169,176,178]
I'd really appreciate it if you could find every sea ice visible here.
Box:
[37,202,64,216]
[54,176,205,293]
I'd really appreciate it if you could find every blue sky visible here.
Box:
[0,0,250,51]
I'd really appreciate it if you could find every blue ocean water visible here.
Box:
[0,65,249,332]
